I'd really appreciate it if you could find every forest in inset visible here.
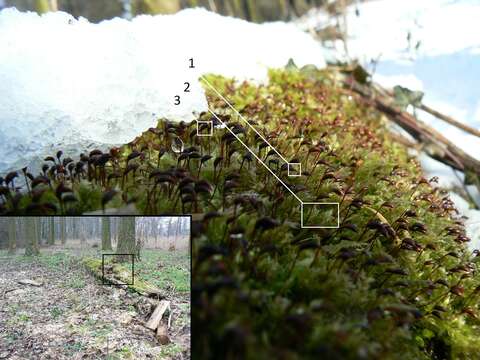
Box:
[0,216,190,360]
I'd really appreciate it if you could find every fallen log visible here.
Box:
[156,324,170,345]
[81,257,164,298]
[145,300,170,330]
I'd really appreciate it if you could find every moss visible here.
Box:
[2,65,479,358]
[81,257,161,296]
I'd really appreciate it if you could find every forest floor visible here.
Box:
[0,247,190,360]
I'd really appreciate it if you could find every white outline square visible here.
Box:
[301,202,339,228]
[287,162,302,177]
[197,121,213,137]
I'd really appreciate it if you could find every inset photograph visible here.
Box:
[0,216,190,360]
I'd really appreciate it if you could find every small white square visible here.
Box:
[197,121,213,137]
[287,162,302,177]
[301,202,339,228]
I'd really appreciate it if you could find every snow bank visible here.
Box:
[0,7,325,172]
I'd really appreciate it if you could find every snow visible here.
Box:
[448,192,480,250]
[299,0,480,62]
[0,7,325,173]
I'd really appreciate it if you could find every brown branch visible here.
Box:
[377,84,480,139]
[418,103,480,139]
[345,78,480,175]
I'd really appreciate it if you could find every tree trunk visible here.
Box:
[72,217,77,241]
[60,217,66,245]
[48,217,55,245]
[35,217,41,246]
[102,217,112,250]
[116,217,136,262]
[8,218,16,255]
[173,218,180,248]
[114,217,119,246]
[50,0,58,11]
[35,0,50,13]
[131,0,180,15]
[25,217,39,256]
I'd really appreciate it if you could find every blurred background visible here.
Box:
[0,0,353,23]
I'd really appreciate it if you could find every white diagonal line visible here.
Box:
[200,75,289,164]
[207,108,303,204]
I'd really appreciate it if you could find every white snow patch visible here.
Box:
[0,7,325,172]
[298,0,480,63]
[419,154,462,189]
[373,73,424,92]
[448,192,480,250]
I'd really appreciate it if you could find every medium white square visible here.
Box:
[287,162,302,177]
[300,202,340,228]
[196,121,213,137]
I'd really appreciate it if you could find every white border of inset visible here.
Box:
[196,120,213,137]
[287,162,302,177]
[301,202,340,228]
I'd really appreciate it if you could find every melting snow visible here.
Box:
[0,7,325,172]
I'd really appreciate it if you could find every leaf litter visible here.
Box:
[0,252,190,360]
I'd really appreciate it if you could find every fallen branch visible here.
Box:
[345,78,480,175]
[167,309,173,329]
[2,288,17,298]
[17,279,43,287]
[376,84,480,139]
[420,103,480,138]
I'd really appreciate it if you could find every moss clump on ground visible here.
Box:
[1,66,480,358]
[82,257,162,297]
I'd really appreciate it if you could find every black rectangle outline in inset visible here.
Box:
[101,253,135,286]
[2,215,193,355]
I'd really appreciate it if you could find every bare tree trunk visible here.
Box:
[72,217,77,241]
[25,218,39,256]
[175,217,181,242]
[131,0,180,15]
[34,217,41,246]
[114,217,119,246]
[35,0,50,13]
[60,217,66,245]
[48,217,55,245]
[116,217,136,262]
[50,0,58,11]
[8,218,16,255]
[102,217,112,250]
